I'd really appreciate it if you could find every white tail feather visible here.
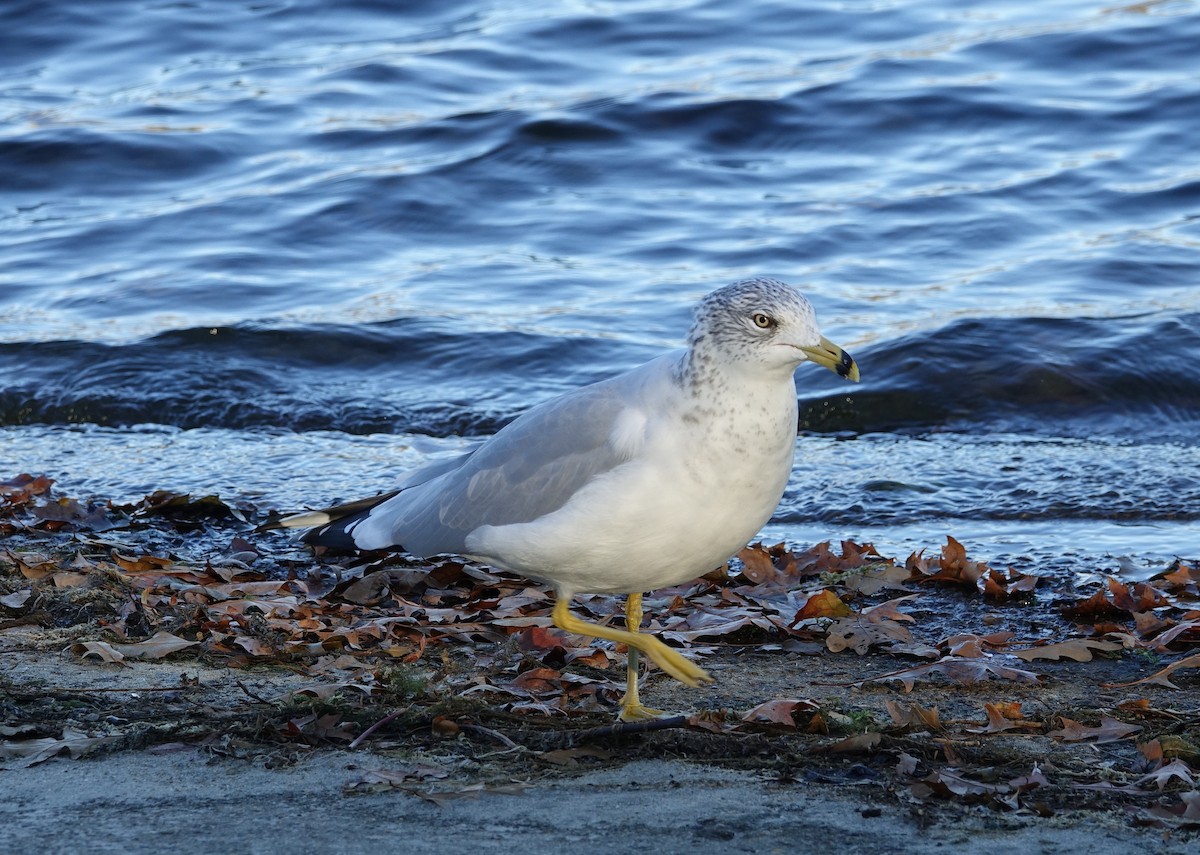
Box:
[273,510,334,529]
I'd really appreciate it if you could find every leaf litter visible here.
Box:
[1,474,1198,831]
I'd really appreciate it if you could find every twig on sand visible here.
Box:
[349,706,411,749]
[574,715,691,742]
[461,722,522,750]
[236,680,272,704]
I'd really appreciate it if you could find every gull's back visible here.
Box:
[313,352,684,555]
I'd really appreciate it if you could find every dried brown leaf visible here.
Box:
[3,549,58,581]
[111,630,200,660]
[1061,588,1127,623]
[1009,764,1050,792]
[942,631,1015,658]
[0,473,54,501]
[966,702,1040,734]
[70,640,127,664]
[538,747,614,766]
[343,763,451,794]
[0,589,32,608]
[842,562,910,595]
[1136,759,1196,791]
[736,544,778,584]
[912,768,1003,801]
[112,552,176,574]
[896,752,920,776]
[826,614,915,655]
[1011,639,1122,662]
[741,698,819,727]
[828,732,881,754]
[862,657,1043,692]
[794,589,852,620]
[1048,715,1142,744]
[1145,790,1200,827]
[1146,620,1200,651]
[1104,652,1200,690]
[861,595,918,623]
[0,727,117,766]
[885,700,941,731]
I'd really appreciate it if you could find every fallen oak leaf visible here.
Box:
[1133,611,1174,638]
[112,552,177,574]
[1159,559,1200,593]
[686,711,739,734]
[1103,652,1200,690]
[232,636,277,657]
[827,732,881,754]
[0,727,118,766]
[1011,639,1123,662]
[537,747,614,766]
[736,543,779,584]
[51,570,89,588]
[825,610,936,658]
[911,768,1005,801]
[1108,577,1171,613]
[0,473,54,502]
[70,641,127,665]
[3,549,59,581]
[741,698,820,727]
[793,539,887,576]
[896,752,921,776]
[841,562,910,595]
[205,580,290,598]
[793,588,852,621]
[111,631,199,660]
[851,656,1043,692]
[942,631,1015,658]
[1136,759,1196,791]
[1061,588,1127,623]
[861,594,919,622]
[70,631,199,663]
[1048,715,1141,744]
[1009,764,1050,792]
[343,763,451,794]
[1146,790,1200,827]
[906,536,989,588]
[1145,620,1200,651]
[133,490,237,519]
[339,571,400,605]
[0,589,32,608]
[885,700,941,732]
[31,497,116,531]
[660,609,775,642]
[515,625,573,652]
[404,781,530,807]
[965,702,1040,734]
[510,667,566,694]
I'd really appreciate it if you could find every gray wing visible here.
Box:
[393,446,480,490]
[348,353,680,556]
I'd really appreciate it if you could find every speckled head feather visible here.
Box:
[686,277,821,371]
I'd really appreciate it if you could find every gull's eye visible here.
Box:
[752,312,775,329]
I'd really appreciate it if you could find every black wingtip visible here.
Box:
[301,520,363,552]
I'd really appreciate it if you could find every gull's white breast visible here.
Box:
[464,372,799,595]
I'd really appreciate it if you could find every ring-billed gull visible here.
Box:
[272,278,859,720]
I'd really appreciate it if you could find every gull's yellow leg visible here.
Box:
[551,595,712,692]
[618,593,666,721]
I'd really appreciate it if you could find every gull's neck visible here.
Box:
[674,339,798,395]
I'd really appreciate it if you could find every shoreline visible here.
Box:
[2,479,1198,847]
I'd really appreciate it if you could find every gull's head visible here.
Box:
[688,278,859,381]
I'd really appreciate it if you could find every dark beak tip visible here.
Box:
[836,353,858,380]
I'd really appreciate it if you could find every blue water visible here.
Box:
[2,0,1197,572]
